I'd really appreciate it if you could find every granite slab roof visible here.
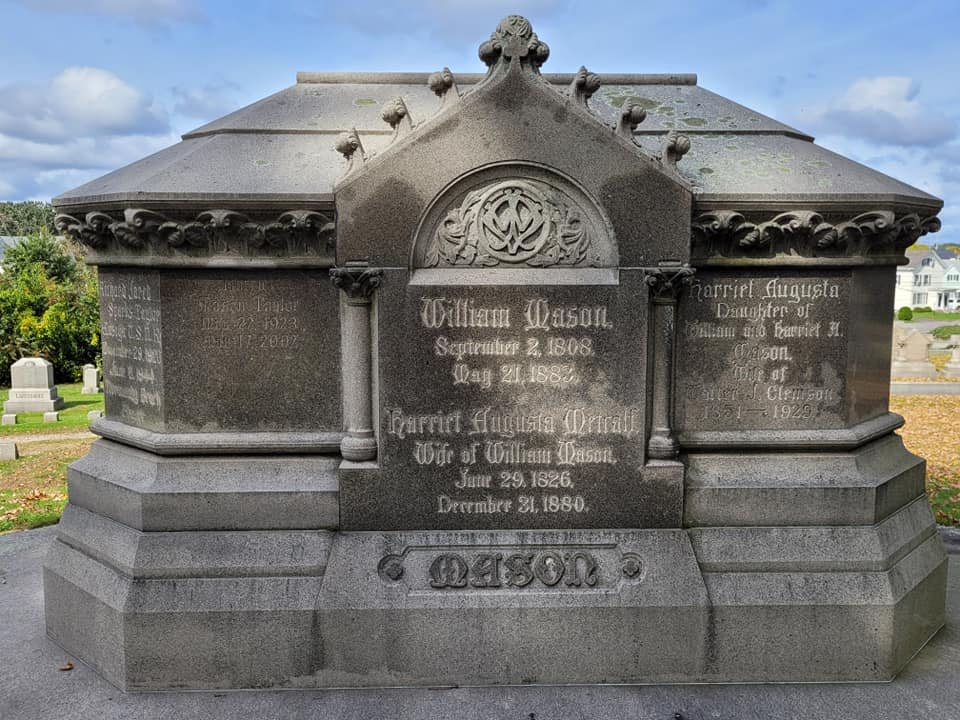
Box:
[54,72,942,212]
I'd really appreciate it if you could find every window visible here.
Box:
[921,258,933,266]
[913,292,928,304]
[948,274,959,282]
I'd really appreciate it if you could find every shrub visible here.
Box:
[913,306,934,313]
[897,307,914,321]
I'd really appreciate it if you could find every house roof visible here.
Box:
[53,71,942,214]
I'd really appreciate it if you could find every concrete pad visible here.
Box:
[1,526,958,720]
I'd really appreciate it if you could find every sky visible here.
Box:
[0,0,957,245]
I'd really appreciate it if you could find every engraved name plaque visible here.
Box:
[677,270,850,431]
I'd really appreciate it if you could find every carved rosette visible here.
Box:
[423,179,602,268]
[691,209,941,262]
[55,208,336,261]
[329,266,383,301]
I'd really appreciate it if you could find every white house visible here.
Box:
[895,247,960,310]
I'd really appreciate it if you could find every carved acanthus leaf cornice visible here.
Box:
[55,208,335,261]
[691,209,941,262]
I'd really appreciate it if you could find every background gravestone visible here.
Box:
[81,364,99,394]
[3,357,65,413]
[892,329,938,377]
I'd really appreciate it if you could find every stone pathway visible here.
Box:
[2,430,94,445]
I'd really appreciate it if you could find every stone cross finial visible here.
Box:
[570,66,601,107]
[616,103,647,140]
[478,15,550,72]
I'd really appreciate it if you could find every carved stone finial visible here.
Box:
[570,66,601,107]
[381,97,413,142]
[428,67,460,109]
[335,128,366,176]
[661,130,691,170]
[478,15,550,73]
[616,103,647,140]
[330,266,383,301]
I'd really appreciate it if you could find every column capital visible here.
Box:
[330,265,383,302]
[643,264,695,303]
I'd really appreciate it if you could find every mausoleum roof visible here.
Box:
[54,71,940,214]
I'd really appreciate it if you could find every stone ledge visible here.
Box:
[92,417,343,455]
[679,411,903,451]
[68,439,340,531]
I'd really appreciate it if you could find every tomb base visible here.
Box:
[43,441,947,690]
[3,388,65,413]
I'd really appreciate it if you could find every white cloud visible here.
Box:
[802,76,955,147]
[0,66,176,200]
[0,67,169,143]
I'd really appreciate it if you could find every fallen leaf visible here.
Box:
[58,661,73,672]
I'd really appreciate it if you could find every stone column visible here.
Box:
[644,264,694,460]
[330,263,383,461]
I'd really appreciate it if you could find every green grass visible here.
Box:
[907,310,960,321]
[0,438,89,533]
[0,383,103,435]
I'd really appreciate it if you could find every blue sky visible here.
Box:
[0,0,957,245]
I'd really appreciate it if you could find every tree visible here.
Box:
[2,232,78,282]
[0,201,55,236]
[0,232,99,385]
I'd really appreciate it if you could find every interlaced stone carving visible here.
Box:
[478,15,550,71]
[691,209,942,260]
[55,208,335,258]
[424,179,600,268]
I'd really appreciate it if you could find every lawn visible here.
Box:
[0,394,957,532]
[1,382,104,435]
[906,310,960,321]
[891,395,960,527]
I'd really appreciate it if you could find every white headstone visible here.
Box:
[3,357,66,413]
[81,364,100,394]
[0,442,18,460]
[43,411,60,423]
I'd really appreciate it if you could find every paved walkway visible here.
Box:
[1,526,958,720]
[1,430,94,446]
